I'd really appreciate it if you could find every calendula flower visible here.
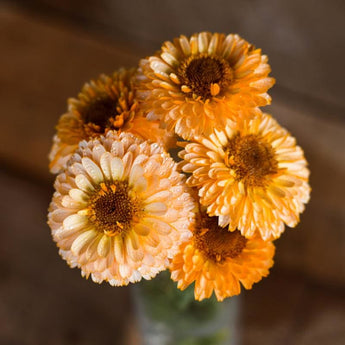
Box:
[48,132,195,286]
[49,68,175,173]
[170,213,275,301]
[135,31,274,140]
[180,113,310,240]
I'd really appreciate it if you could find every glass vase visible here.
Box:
[131,271,240,345]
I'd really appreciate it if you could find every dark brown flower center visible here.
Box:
[195,216,247,263]
[177,54,233,99]
[82,97,120,131]
[89,181,141,236]
[225,134,278,187]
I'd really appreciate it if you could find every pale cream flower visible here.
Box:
[48,132,195,286]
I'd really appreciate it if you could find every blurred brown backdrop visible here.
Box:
[1,1,344,344]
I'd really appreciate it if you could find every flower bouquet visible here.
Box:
[47,32,310,344]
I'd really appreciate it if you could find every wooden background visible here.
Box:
[1,1,344,344]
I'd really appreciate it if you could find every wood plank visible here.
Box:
[268,97,345,287]
[241,270,306,345]
[292,283,345,345]
[241,270,345,345]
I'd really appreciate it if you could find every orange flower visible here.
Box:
[180,113,310,240]
[48,132,195,286]
[135,31,274,140]
[170,213,275,301]
[49,68,175,173]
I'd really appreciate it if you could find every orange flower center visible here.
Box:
[225,134,278,187]
[177,54,233,99]
[88,181,141,236]
[195,216,247,263]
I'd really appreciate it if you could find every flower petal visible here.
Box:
[82,157,103,184]
[110,157,124,180]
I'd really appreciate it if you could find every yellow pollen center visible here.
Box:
[225,134,278,187]
[177,54,233,99]
[88,181,141,236]
[195,216,247,263]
